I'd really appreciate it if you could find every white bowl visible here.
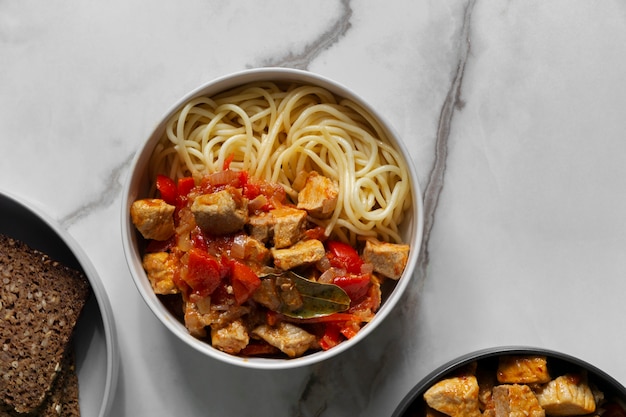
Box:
[121,67,424,369]
[0,189,119,417]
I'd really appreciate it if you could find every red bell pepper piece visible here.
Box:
[156,175,178,205]
[319,323,344,351]
[326,240,364,274]
[177,176,195,197]
[190,226,208,252]
[156,174,195,207]
[339,320,361,339]
[333,274,371,303]
[242,179,261,200]
[185,248,222,297]
[230,260,261,305]
[223,153,235,170]
[237,170,248,187]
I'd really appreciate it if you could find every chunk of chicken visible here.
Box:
[252,278,283,311]
[247,207,307,249]
[271,207,308,248]
[142,252,179,295]
[246,211,273,243]
[130,198,176,241]
[492,384,545,417]
[243,235,270,264]
[252,274,306,312]
[271,239,326,270]
[183,298,213,338]
[183,295,250,338]
[296,171,338,219]
[534,373,596,416]
[191,190,248,235]
[497,355,551,384]
[362,237,410,280]
[211,319,249,355]
[423,374,482,417]
[252,322,317,358]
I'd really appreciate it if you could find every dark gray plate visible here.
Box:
[0,190,118,417]
[393,346,626,417]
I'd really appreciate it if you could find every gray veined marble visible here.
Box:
[2,1,626,416]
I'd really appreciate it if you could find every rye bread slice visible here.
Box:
[0,234,90,414]
[0,346,80,417]
[52,353,81,417]
[36,346,81,417]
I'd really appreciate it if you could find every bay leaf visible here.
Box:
[262,271,351,319]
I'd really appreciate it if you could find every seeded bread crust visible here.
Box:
[0,234,90,414]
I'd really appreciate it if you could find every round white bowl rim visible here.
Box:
[121,67,424,370]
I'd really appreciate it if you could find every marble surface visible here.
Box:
[2,1,626,416]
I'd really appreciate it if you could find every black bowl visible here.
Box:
[393,346,626,417]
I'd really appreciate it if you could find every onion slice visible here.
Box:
[205,169,240,187]
[231,234,247,259]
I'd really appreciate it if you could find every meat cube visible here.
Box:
[252,322,317,358]
[211,319,249,355]
[247,207,308,248]
[183,298,213,338]
[130,198,176,241]
[242,236,271,265]
[271,207,307,248]
[191,190,247,235]
[142,252,179,295]
[423,374,482,417]
[271,239,326,270]
[247,212,273,243]
[492,384,545,417]
[535,373,596,416]
[252,275,305,312]
[183,295,249,338]
[252,278,282,311]
[362,237,410,280]
[497,355,551,384]
[296,171,338,219]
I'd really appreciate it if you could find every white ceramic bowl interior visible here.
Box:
[121,67,424,369]
[0,189,119,417]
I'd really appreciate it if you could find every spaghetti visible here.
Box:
[149,82,411,244]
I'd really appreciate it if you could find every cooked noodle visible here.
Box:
[149,82,411,244]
